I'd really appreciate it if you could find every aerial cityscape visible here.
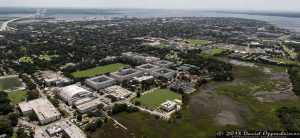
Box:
[1,0,300,138]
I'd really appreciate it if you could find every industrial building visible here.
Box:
[110,68,142,82]
[40,71,72,87]
[151,68,176,79]
[56,85,93,105]
[154,60,174,68]
[135,64,160,74]
[76,98,102,113]
[85,75,116,90]
[19,98,61,125]
[160,100,177,112]
[103,85,133,100]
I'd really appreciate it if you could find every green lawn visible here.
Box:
[71,63,130,78]
[200,49,226,57]
[18,56,33,63]
[158,43,166,48]
[187,39,211,46]
[0,76,22,90]
[8,90,27,105]
[270,58,295,65]
[132,89,182,110]
[39,54,60,61]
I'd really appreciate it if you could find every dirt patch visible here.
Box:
[189,91,253,126]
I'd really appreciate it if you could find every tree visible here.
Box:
[97,104,104,111]
[0,120,13,137]
[27,90,39,100]
[0,91,13,115]
[134,101,141,106]
[95,119,103,127]
[9,113,19,127]
[136,92,141,97]
[77,114,82,122]
[182,93,189,107]
[85,123,97,132]
[16,128,30,138]
[104,117,108,123]
[29,113,38,121]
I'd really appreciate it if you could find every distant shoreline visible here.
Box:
[216,11,300,18]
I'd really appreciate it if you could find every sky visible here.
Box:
[1,0,299,12]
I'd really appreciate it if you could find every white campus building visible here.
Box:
[151,68,176,79]
[154,60,174,68]
[40,71,72,87]
[160,100,177,112]
[135,64,160,74]
[85,75,116,90]
[110,68,142,82]
[19,98,61,125]
[103,85,133,100]
[56,85,93,105]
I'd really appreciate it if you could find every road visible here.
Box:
[278,35,297,59]
[106,115,128,130]
[0,14,38,31]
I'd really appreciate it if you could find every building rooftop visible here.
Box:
[58,85,92,101]
[112,68,141,77]
[104,85,132,99]
[76,98,102,111]
[154,68,172,75]
[19,98,61,122]
[86,75,114,83]
[161,100,176,108]
[154,60,174,67]
[133,76,154,82]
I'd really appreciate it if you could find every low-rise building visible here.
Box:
[160,100,176,112]
[133,75,154,83]
[19,98,61,125]
[76,98,102,113]
[85,75,116,90]
[110,68,142,82]
[154,60,174,68]
[135,64,160,74]
[56,85,93,105]
[103,85,133,100]
[41,71,72,87]
[45,120,86,138]
[151,68,176,79]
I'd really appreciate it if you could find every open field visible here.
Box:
[0,76,22,90]
[270,58,295,65]
[8,90,27,105]
[71,63,130,78]
[92,60,298,138]
[200,49,226,56]
[132,89,182,110]
[187,39,211,45]
[18,56,33,63]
